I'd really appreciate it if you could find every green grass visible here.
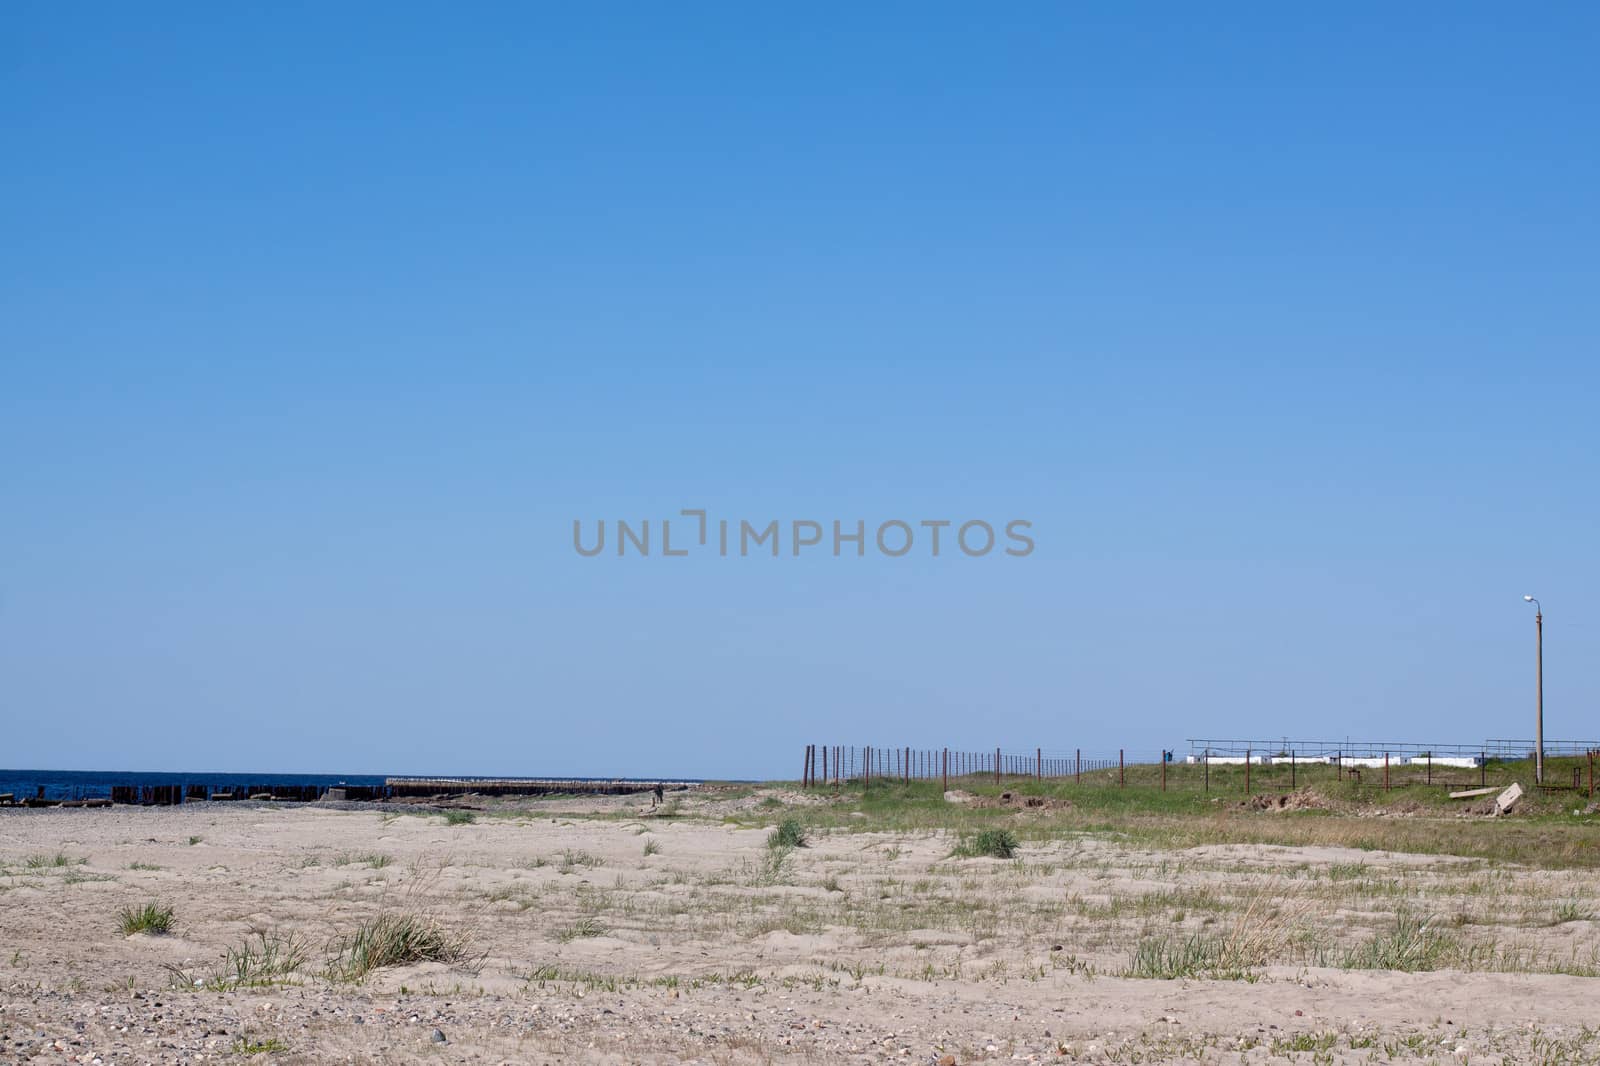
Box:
[1125,933,1256,981]
[744,844,795,886]
[642,839,662,857]
[768,818,808,849]
[208,928,304,985]
[555,916,608,942]
[329,912,477,982]
[951,828,1018,859]
[1551,900,1594,925]
[440,810,476,826]
[721,759,1600,871]
[333,852,393,868]
[118,902,176,936]
[231,1036,288,1055]
[165,931,311,992]
[24,852,83,868]
[1342,912,1456,972]
[1124,893,1299,980]
[559,848,601,868]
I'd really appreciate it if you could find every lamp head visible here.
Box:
[1524,595,1535,602]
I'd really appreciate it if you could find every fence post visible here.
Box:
[943,748,948,793]
[1205,750,1210,792]
[1160,751,1166,791]
[1427,752,1432,786]
[1120,749,1125,787]
[1290,749,1296,790]
[995,747,1001,786]
[865,746,871,789]
[1590,749,1595,798]
[1037,748,1042,781]
[1384,752,1390,791]
[1245,748,1251,795]
[1076,749,1081,785]
[1481,752,1486,789]
[801,745,810,788]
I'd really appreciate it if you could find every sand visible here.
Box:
[3,791,1598,1064]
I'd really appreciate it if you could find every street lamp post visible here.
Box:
[1524,595,1544,785]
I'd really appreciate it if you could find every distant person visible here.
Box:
[652,783,664,808]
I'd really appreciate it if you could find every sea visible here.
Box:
[0,769,707,803]
[0,769,390,803]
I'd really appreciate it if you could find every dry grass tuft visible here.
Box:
[329,911,479,982]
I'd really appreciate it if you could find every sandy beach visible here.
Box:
[3,786,1600,1064]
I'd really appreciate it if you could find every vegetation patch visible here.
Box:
[1342,912,1456,972]
[119,902,176,936]
[769,818,808,849]
[951,828,1018,859]
[25,852,83,869]
[555,916,608,942]
[164,930,308,991]
[231,1036,288,1055]
[330,911,478,982]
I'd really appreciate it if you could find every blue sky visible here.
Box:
[2,4,1596,777]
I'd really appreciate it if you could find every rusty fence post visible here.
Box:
[1245,749,1251,795]
[995,746,1001,786]
[1384,752,1390,791]
[865,746,871,789]
[942,748,948,793]
[1076,748,1081,785]
[1120,749,1125,787]
[1037,747,1042,781]
[1427,752,1432,786]
[1290,749,1296,790]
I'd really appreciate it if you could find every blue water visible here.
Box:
[0,769,713,802]
[0,769,387,802]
